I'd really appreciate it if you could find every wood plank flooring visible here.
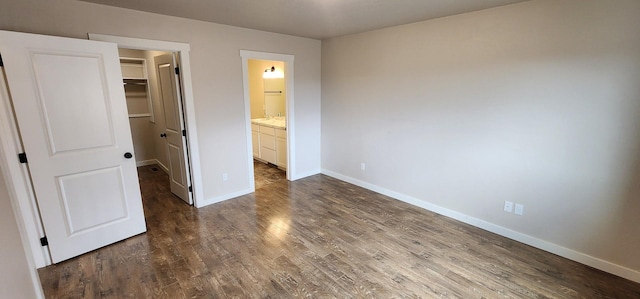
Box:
[253,160,286,190]
[38,165,640,298]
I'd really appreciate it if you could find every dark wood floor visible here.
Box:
[38,165,640,298]
[253,160,286,190]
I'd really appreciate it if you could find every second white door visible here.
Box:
[155,54,191,204]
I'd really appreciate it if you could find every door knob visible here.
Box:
[124,152,133,159]
[160,133,167,138]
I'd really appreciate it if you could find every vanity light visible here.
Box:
[263,65,284,78]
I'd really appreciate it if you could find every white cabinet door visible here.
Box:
[275,128,287,169]
[259,126,277,164]
[0,30,146,263]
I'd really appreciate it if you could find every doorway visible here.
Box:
[240,51,296,192]
[88,34,204,208]
[247,59,287,189]
[117,48,192,204]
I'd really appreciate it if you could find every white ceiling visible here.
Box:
[79,0,529,40]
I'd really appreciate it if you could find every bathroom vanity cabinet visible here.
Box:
[275,128,287,169]
[259,126,277,165]
[251,120,287,170]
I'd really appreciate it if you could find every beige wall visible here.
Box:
[0,170,38,298]
[0,0,322,201]
[128,117,157,163]
[248,59,286,119]
[118,48,145,59]
[322,0,640,278]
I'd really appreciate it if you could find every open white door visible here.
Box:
[155,54,192,204]
[0,30,146,263]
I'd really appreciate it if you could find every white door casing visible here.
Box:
[155,54,191,204]
[240,51,295,191]
[0,31,146,263]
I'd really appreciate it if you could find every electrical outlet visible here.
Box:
[504,201,513,213]
[515,204,524,215]
[361,162,366,171]
[222,173,229,181]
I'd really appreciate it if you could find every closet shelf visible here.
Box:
[121,57,154,123]
[123,78,147,85]
[129,113,151,118]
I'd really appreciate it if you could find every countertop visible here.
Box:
[251,117,286,129]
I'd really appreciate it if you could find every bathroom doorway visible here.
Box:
[247,59,287,189]
[240,50,296,191]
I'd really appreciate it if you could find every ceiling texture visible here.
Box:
[79,0,529,40]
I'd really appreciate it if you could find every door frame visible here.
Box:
[240,50,295,188]
[0,60,47,298]
[89,34,203,207]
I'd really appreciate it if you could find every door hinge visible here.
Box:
[40,236,48,246]
[182,129,186,136]
[188,186,193,192]
[175,67,180,75]
[18,153,28,163]
[0,54,4,67]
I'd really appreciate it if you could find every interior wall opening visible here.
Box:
[247,59,288,189]
[118,48,193,205]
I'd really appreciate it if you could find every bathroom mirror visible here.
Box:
[264,77,286,117]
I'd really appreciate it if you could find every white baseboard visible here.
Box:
[194,168,321,209]
[136,159,157,167]
[155,161,169,174]
[136,159,169,174]
[290,168,321,181]
[320,168,640,283]
[195,187,253,208]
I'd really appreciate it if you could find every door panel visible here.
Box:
[32,52,115,154]
[168,144,184,184]
[58,167,128,235]
[0,30,146,263]
[158,63,179,131]
[155,54,191,204]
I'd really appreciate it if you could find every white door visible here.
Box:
[155,54,191,204]
[0,31,146,263]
